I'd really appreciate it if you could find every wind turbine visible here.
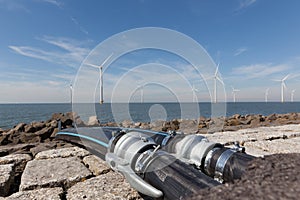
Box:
[192,84,198,103]
[86,53,113,104]
[273,74,289,103]
[291,89,296,102]
[69,84,73,105]
[231,86,240,103]
[213,63,224,103]
[265,88,270,103]
[138,84,144,103]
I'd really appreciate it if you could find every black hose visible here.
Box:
[222,152,255,182]
[141,151,220,200]
[205,148,255,183]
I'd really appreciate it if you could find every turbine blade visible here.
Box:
[216,77,224,85]
[85,63,100,68]
[283,74,290,81]
[215,63,219,76]
[100,53,114,67]
[283,82,287,89]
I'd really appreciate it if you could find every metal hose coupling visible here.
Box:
[105,130,220,199]
[162,132,255,183]
[106,131,163,198]
[163,133,222,169]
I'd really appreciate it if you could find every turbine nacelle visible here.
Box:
[85,53,114,104]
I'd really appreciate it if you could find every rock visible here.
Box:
[121,120,132,128]
[104,122,118,127]
[0,154,32,174]
[50,128,59,138]
[65,112,77,120]
[24,125,36,133]
[288,112,298,120]
[31,122,46,131]
[4,187,63,200]
[134,122,141,127]
[198,116,206,122]
[34,126,54,141]
[162,121,170,131]
[13,123,26,132]
[178,119,199,134]
[82,155,110,176]
[150,120,164,131]
[19,133,41,144]
[66,171,142,200]
[198,123,207,129]
[51,113,64,121]
[0,164,14,197]
[35,146,90,159]
[46,120,57,128]
[0,134,9,145]
[0,128,3,134]
[232,114,241,119]
[30,142,57,157]
[87,116,99,126]
[170,119,180,130]
[226,118,241,126]
[207,117,225,133]
[0,143,37,155]
[266,113,277,122]
[51,113,74,128]
[75,118,85,126]
[250,115,265,127]
[139,123,150,130]
[20,157,92,191]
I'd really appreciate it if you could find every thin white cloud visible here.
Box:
[70,16,89,35]
[231,63,291,79]
[9,36,91,68]
[237,0,257,10]
[9,46,52,62]
[39,0,88,35]
[40,0,63,8]
[234,47,248,56]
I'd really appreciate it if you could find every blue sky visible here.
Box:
[0,0,300,103]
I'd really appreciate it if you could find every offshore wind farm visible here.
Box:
[1,1,300,199]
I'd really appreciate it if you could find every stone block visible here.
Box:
[20,157,91,191]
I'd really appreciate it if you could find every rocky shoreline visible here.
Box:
[0,112,300,199]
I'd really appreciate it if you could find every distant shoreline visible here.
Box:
[1,102,300,129]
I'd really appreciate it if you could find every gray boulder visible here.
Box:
[35,146,90,160]
[66,171,142,200]
[20,156,92,191]
[0,154,32,174]
[0,164,14,197]
[83,155,110,176]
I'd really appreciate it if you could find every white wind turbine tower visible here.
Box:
[69,84,73,105]
[232,86,240,103]
[192,84,198,103]
[86,53,113,104]
[138,84,144,103]
[265,88,270,103]
[291,89,296,102]
[273,74,289,103]
[213,63,224,103]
